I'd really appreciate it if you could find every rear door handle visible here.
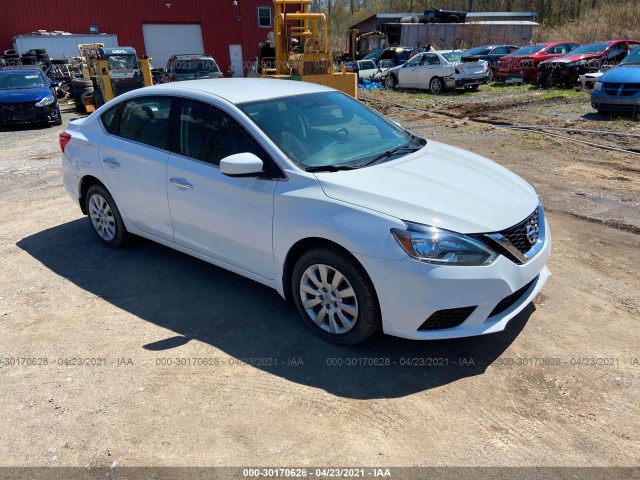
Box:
[102,157,120,168]
[170,178,193,190]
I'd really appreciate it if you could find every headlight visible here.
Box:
[593,81,603,92]
[391,222,498,266]
[565,59,586,68]
[36,95,55,107]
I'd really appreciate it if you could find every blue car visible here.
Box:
[0,66,62,126]
[591,46,640,114]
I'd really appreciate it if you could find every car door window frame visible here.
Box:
[169,97,285,180]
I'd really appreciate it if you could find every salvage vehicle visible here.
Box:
[463,44,519,80]
[61,78,550,345]
[344,59,378,82]
[384,50,490,92]
[164,54,222,82]
[423,7,467,23]
[591,46,640,114]
[0,66,62,125]
[495,42,580,84]
[537,40,640,87]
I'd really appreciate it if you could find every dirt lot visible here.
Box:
[0,89,639,474]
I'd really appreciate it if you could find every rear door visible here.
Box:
[166,98,277,278]
[98,96,174,241]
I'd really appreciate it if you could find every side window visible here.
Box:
[423,54,440,65]
[119,97,172,149]
[492,46,509,55]
[508,46,519,53]
[100,103,122,135]
[178,100,261,166]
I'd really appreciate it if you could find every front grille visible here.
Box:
[500,209,539,256]
[418,306,476,331]
[1,101,36,112]
[603,82,640,97]
[489,276,538,318]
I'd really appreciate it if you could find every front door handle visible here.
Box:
[102,157,120,168]
[170,178,193,190]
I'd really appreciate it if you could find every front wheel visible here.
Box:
[85,185,128,248]
[385,74,397,89]
[292,247,381,345]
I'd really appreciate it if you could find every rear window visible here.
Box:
[174,58,220,74]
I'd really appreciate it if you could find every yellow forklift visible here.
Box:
[77,43,153,112]
[259,0,357,98]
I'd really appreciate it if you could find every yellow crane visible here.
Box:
[262,0,357,97]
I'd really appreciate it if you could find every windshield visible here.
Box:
[465,46,491,55]
[363,49,384,61]
[620,46,640,65]
[0,72,46,90]
[569,42,611,55]
[175,58,220,74]
[441,51,463,62]
[510,44,547,56]
[238,92,421,169]
[106,54,138,70]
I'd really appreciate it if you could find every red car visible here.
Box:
[537,40,640,87]
[495,42,580,84]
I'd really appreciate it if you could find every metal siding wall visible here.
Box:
[0,0,266,73]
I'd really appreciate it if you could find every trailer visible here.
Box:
[14,34,118,59]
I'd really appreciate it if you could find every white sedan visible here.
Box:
[61,79,550,344]
[384,50,490,93]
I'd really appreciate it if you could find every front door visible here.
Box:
[166,99,277,279]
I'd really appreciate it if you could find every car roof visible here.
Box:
[0,66,45,73]
[155,78,333,103]
[172,54,213,58]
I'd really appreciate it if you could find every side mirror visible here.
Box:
[49,81,59,87]
[391,119,402,128]
[220,152,264,177]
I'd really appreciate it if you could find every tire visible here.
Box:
[385,74,397,89]
[85,185,128,248]
[0,58,5,67]
[71,78,93,88]
[292,247,381,345]
[51,58,69,65]
[93,89,104,108]
[4,58,21,67]
[20,55,37,65]
[52,104,63,126]
[446,15,460,22]
[464,84,479,91]
[33,48,47,55]
[486,68,494,82]
[3,49,19,58]
[429,76,444,94]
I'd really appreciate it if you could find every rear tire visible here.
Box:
[85,185,128,248]
[292,247,381,345]
[429,76,444,94]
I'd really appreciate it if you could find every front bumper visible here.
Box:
[354,218,551,340]
[591,89,640,112]
[0,102,60,125]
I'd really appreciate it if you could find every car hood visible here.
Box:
[540,53,601,64]
[0,87,52,103]
[601,65,640,82]
[314,141,538,234]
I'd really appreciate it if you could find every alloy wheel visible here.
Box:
[88,194,116,241]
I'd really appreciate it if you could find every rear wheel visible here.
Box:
[429,76,444,94]
[486,68,494,82]
[85,185,128,248]
[292,247,381,345]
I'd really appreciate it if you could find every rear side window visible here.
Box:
[492,46,509,55]
[118,97,172,149]
[178,100,262,166]
[100,104,122,135]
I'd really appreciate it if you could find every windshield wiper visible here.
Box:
[305,164,359,172]
[358,144,421,168]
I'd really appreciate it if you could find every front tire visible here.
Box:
[385,74,397,89]
[85,185,128,248]
[292,247,381,345]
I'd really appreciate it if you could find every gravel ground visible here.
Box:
[0,95,638,472]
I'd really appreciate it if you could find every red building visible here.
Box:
[0,0,276,75]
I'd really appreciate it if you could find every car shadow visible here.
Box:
[17,219,534,399]
[582,111,638,121]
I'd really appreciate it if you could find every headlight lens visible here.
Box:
[36,95,55,107]
[593,81,603,92]
[391,222,498,266]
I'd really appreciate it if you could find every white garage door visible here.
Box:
[142,24,205,69]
